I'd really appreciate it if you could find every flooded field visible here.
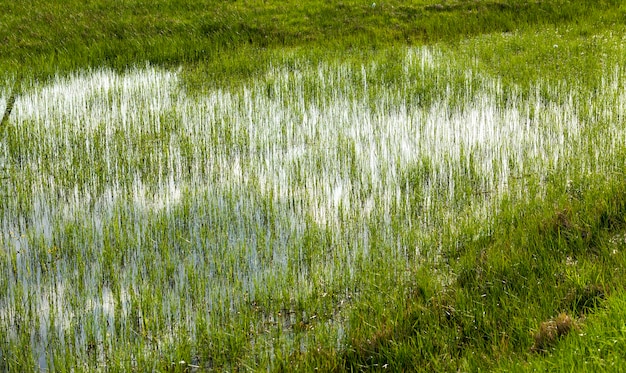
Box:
[1,46,625,370]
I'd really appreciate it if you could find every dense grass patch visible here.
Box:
[328,169,626,371]
[506,292,626,371]
[1,0,625,81]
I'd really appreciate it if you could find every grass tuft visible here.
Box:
[531,313,578,353]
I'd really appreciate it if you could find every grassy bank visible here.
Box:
[1,0,624,82]
[2,1,626,372]
[331,171,626,371]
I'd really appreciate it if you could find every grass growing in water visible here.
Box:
[1,2,626,371]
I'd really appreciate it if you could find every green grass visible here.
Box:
[1,0,625,83]
[2,1,626,372]
[503,291,626,371]
[331,169,626,371]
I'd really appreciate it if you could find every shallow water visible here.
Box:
[1,48,625,369]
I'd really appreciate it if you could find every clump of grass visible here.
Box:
[531,313,578,353]
[562,284,607,314]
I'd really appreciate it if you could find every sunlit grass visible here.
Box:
[1,32,626,370]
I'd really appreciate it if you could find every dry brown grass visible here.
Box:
[531,313,578,353]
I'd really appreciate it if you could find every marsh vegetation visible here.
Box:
[1,1,626,371]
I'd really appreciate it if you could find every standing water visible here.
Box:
[1,48,625,370]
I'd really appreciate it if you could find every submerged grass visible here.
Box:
[2,1,626,372]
